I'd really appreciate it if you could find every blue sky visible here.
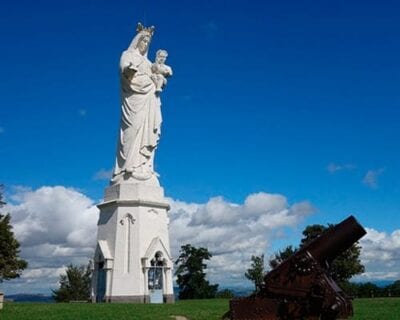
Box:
[1,0,400,294]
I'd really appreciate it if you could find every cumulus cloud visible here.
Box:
[327,162,356,174]
[93,168,113,181]
[3,186,99,294]
[4,185,399,294]
[355,227,400,281]
[2,189,315,292]
[168,192,315,286]
[362,168,385,189]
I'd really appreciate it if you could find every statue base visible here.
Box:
[91,182,174,304]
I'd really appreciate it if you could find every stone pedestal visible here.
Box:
[91,183,174,303]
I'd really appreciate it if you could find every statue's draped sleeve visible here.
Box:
[120,51,154,95]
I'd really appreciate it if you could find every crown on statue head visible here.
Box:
[136,22,155,37]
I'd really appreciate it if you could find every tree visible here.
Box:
[216,289,235,299]
[387,280,400,297]
[269,246,296,269]
[354,282,381,298]
[0,186,28,282]
[52,263,92,302]
[175,244,218,299]
[300,223,365,285]
[245,254,265,292]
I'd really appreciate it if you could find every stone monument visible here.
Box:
[91,23,174,303]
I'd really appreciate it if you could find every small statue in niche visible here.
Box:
[152,49,173,93]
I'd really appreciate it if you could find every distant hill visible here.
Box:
[224,286,253,297]
[5,280,394,303]
[370,280,395,288]
[5,294,54,303]
[173,286,252,300]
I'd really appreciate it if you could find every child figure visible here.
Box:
[152,49,173,93]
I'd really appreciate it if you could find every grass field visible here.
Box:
[352,298,400,320]
[1,298,400,319]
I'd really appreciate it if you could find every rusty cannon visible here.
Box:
[229,215,367,320]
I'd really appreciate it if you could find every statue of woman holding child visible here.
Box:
[111,23,172,186]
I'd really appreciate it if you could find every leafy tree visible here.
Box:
[339,281,400,298]
[354,282,381,298]
[175,244,218,299]
[0,186,28,282]
[52,263,92,302]
[387,280,400,297]
[216,289,235,299]
[269,246,296,269]
[245,254,265,292]
[300,223,365,285]
[300,224,327,245]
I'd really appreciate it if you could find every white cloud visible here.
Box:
[362,168,385,189]
[3,186,99,294]
[4,185,399,295]
[327,162,356,174]
[9,185,33,201]
[0,188,318,292]
[168,192,315,286]
[93,168,113,181]
[355,227,400,281]
[169,197,400,286]
[8,186,98,246]
[22,267,66,281]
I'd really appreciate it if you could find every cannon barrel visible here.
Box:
[305,215,366,265]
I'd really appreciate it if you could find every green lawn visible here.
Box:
[1,298,399,320]
[352,298,400,320]
[0,299,228,320]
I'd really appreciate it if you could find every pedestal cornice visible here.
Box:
[98,182,170,210]
[97,199,170,210]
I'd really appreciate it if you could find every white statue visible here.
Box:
[152,49,173,93]
[112,23,171,185]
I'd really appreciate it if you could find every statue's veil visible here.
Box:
[127,30,153,58]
